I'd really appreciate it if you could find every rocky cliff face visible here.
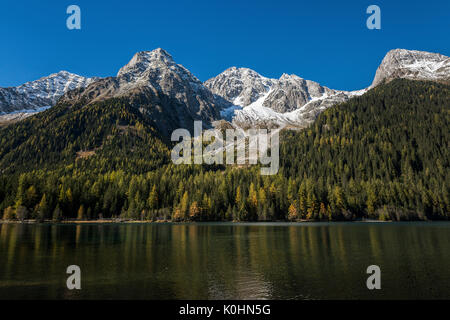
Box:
[205,67,358,128]
[205,68,336,113]
[204,67,274,106]
[60,48,230,134]
[261,74,336,113]
[371,49,450,87]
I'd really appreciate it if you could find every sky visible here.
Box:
[0,0,449,91]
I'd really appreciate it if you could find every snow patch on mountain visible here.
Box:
[207,67,366,128]
[205,67,274,107]
[0,71,98,114]
[220,105,243,122]
[209,48,448,128]
[371,49,450,87]
[116,48,205,94]
[0,105,51,116]
[231,89,366,128]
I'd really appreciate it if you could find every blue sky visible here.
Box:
[1,0,449,90]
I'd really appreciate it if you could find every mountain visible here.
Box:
[204,67,275,106]
[0,79,448,222]
[204,67,339,112]
[1,48,448,132]
[0,96,170,174]
[207,49,449,128]
[61,48,230,134]
[371,49,450,87]
[228,89,362,129]
[205,67,364,128]
[0,71,97,114]
[279,79,449,221]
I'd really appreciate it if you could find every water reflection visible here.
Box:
[0,222,449,299]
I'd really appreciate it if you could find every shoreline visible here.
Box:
[0,219,429,224]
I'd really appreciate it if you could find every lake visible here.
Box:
[0,222,449,299]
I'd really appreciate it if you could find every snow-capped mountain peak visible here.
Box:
[116,48,203,91]
[15,70,97,100]
[279,73,299,80]
[205,67,274,106]
[56,48,231,135]
[209,48,449,129]
[0,71,97,114]
[117,48,174,77]
[206,67,338,116]
[1,47,448,132]
[371,49,450,87]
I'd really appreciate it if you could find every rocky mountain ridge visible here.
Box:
[1,48,448,131]
[0,71,97,114]
[371,49,450,87]
[206,49,448,128]
[59,48,230,134]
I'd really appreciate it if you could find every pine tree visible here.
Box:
[180,191,189,220]
[248,183,258,209]
[53,205,63,222]
[298,184,307,218]
[366,185,377,216]
[306,191,318,220]
[2,207,15,220]
[319,202,326,220]
[77,205,85,221]
[288,202,298,221]
[148,185,158,210]
[202,194,212,219]
[189,201,201,221]
[235,186,242,205]
[37,194,50,222]
[25,185,38,209]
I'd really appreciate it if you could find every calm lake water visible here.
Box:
[0,222,449,300]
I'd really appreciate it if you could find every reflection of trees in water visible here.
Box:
[0,223,450,299]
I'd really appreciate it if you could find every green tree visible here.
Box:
[36,194,50,222]
[148,185,159,210]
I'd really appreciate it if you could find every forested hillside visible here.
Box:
[0,79,448,222]
[0,98,169,173]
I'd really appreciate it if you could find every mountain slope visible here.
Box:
[61,48,230,134]
[204,67,275,106]
[0,98,170,174]
[0,71,97,114]
[1,48,448,132]
[0,79,448,222]
[229,90,360,129]
[207,49,449,129]
[279,79,449,220]
[371,49,450,87]
[205,67,363,128]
